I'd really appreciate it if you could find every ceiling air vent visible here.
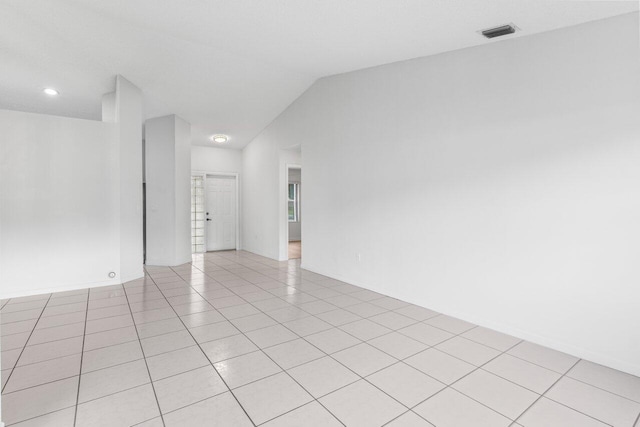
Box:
[481,24,517,39]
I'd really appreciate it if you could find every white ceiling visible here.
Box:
[1,1,636,149]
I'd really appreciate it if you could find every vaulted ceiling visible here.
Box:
[1,0,636,148]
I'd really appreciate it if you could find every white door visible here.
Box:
[206,175,236,251]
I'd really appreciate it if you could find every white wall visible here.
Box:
[288,167,302,241]
[191,146,242,174]
[115,77,144,282]
[241,13,640,375]
[0,110,120,296]
[145,115,192,266]
[0,76,144,297]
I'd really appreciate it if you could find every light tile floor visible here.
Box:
[1,250,640,426]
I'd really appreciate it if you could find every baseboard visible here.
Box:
[0,277,120,299]
[300,263,640,377]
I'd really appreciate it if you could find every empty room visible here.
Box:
[1,1,639,426]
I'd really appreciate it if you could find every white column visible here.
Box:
[145,115,192,266]
[115,76,144,281]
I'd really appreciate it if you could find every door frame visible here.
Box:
[286,164,302,257]
[192,170,240,252]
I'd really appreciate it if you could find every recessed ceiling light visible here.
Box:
[211,135,229,144]
[43,88,59,96]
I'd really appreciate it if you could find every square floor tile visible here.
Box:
[4,354,81,393]
[386,411,435,426]
[414,388,511,427]
[435,336,501,366]
[261,401,343,427]
[218,303,261,319]
[179,310,225,328]
[367,362,445,407]
[84,314,133,334]
[2,332,32,351]
[484,354,562,394]
[370,297,409,311]
[369,311,417,330]
[305,327,361,354]
[78,359,150,403]
[200,334,258,363]
[132,308,177,325]
[345,302,389,318]
[141,329,195,357]
[567,360,640,403]
[452,369,539,419]
[266,306,310,323]
[283,316,333,336]
[2,377,79,425]
[81,340,143,373]
[173,301,215,316]
[263,338,325,369]
[189,320,240,344]
[288,356,360,398]
[316,308,362,326]
[340,319,392,341]
[5,407,76,427]
[461,326,521,351]
[425,315,476,334]
[75,383,160,427]
[230,312,277,332]
[163,391,253,427]
[146,345,210,381]
[393,305,439,321]
[245,324,298,348]
[137,317,186,339]
[398,323,453,346]
[507,341,579,374]
[405,349,475,385]
[368,332,428,360]
[83,326,138,352]
[18,336,83,366]
[154,365,228,413]
[214,350,281,388]
[86,304,130,321]
[519,397,609,427]
[333,343,397,377]
[234,372,313,424]
[545,376,640,426]
[27,322,85,346]
[320,380,406,427]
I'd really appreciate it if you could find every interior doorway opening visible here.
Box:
[287,166,301,260]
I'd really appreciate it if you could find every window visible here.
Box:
[288,183,299,222]
[191,176,205,253]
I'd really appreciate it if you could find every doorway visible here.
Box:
[287,166,301,259]
[206,175,237,251]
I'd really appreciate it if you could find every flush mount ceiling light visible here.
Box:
[211,134,229,144]
[43,88,59,96]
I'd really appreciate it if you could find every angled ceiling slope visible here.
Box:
[0,0,637,149]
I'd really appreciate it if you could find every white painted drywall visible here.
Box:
[145,115,192,266]
[242,13,640,375]
[0,76,144,297]
[288,168,302,241]
[191,146,242,174]
[0,110,120,296]
[115,76,144,282]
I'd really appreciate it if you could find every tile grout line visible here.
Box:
[141,270,259,427]
[72,288,91,427]
[169,263,347,427]
[1,293,53,395]
[509,358,616,427]
[122,284,167,427]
